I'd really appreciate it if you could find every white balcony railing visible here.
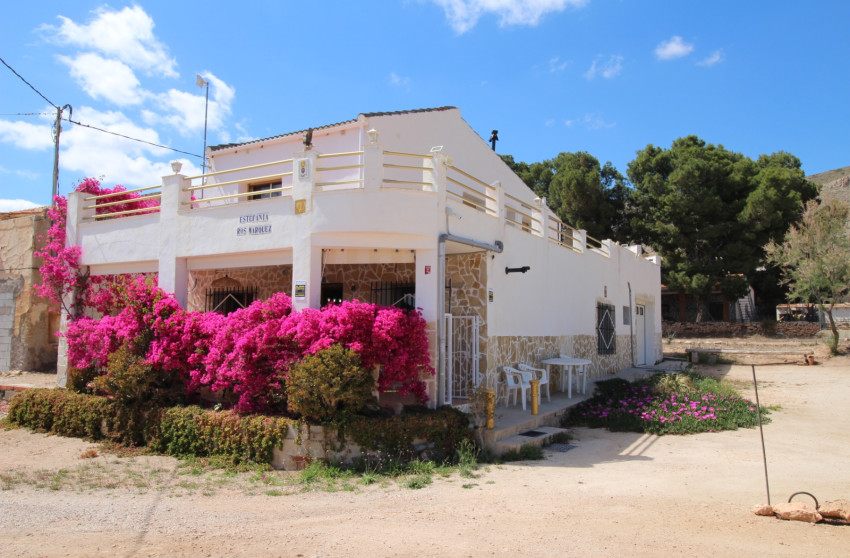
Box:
[79,147,611,259]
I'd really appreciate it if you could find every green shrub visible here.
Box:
[5,388,159,446]
[6,386,471,468]
[149,406,292,464]
[286,344,375,422]
[5,388,113,440]
[346,405,472,465]
[67,365,100,394]
[92,346,184,406]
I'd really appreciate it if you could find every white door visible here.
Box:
[636,304,647,365]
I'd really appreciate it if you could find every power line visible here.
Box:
[0,112,55,117]
[65,117,203,159]
[2,55,202,159]
[0,56,57,109]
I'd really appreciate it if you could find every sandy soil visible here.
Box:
[1,350,849,557]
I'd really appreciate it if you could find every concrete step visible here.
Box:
[494,425,569,453]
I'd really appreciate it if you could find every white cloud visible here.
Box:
[654,36,694,60]
[0,199,42,212]
[0,119,54,150]
[581,113,614,130]
[697,49,724,67]
[565,113,615,130]
[59,106,179,189]
[549,56,569,73]
[432,0,588,34]
[204,73,236,109]
[584,54,623,80]
[389,72,412,88]
[234,122,256,144]
[58,53,145,106]
[143,72,234,137]
[40,5,178,78]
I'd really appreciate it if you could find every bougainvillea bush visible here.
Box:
[33,178,159,319]
[38,178,433,417]
[563,372,766,435]
[68,285,433,414]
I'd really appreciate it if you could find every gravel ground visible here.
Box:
[1,350,849,557]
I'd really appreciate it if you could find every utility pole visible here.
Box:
[196,74,210,176]
[51,104,72,204]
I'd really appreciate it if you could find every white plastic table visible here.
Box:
[540,357,591,399]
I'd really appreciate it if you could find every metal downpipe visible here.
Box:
[628,282,635,367]
[436,234,503,406]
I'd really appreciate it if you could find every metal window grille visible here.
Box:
[370,281,416,310]
[597,302,616,355]
[206,286,258,314]
[248,181,282,200]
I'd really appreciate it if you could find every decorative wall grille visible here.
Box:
[206,286,258,314]
[597,302,616,355]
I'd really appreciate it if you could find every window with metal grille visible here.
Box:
[371,281,416,310]
[206,286,257,314]
[597,302,616,355]
[249,181,282,200]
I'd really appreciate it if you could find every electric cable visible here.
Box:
[0,56,57,108]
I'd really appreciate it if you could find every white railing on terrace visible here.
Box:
[586,234,610,258]
[381,151,434,190]
[315,151,364,190]
[82,184,162,220]
[80,147,613,259]
[445,164,497,217]
[503,192,540,235]
[184,158,295,205]
[547,215,581,253]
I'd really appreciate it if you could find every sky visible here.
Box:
[2,0,849,211]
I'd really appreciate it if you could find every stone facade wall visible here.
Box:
[663,321,820,338]
[188,266,292,312]
[187,262,419,312]
[322,263,415,303]
[485,333,633,398]
[0,209,58,371]
[446,253,488,375]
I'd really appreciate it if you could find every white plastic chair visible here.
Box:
[502,366,531,410]
[518,363,550,402]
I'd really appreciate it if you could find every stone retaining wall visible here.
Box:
[663,321,820,338]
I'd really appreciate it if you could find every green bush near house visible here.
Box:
[286,345,376,422]
[345,405,472,466]
[3,388,473,468]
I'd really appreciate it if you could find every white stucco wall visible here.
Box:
[66,107,663,392]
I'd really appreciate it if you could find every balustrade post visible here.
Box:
[363,140,382,192]
[575,229,588,254]
[157,168,189,308]
[533,196,547,238]
[493,181,505,221]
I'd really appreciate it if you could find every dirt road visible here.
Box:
[1,356,849,557]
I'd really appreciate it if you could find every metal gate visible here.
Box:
[444,314,479,404]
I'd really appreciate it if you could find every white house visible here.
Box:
[61,107,662,407]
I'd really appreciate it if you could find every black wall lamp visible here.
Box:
[505,266,530,274]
